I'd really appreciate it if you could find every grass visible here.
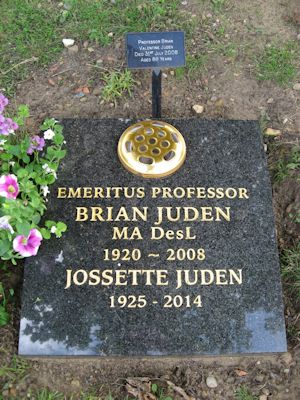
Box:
[0,356,29,386]
[35,389,101,399]
[235,386,258,400]
[176,54,207,79]
[35,389,66,400]
[273,147,300,183]
[28,386,172,400]
[189,13,239,62]
[67,0,180,41]
[18,387,107,399]
[0,0,62,95]
[0,282,9,326]
[101,70,136,102]
[281,243,300,301]
[209,41,238,59]
[259,109,271,132]
[186,54,208,75]
[0,0,182,95]
[211,0,227,11]
[257,43,298,85]
[151,383,173,400]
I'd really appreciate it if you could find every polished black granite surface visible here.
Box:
[19,119,287,356]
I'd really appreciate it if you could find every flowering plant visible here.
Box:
[0,94,67,264]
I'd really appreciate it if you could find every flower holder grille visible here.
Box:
[118,120,186,178]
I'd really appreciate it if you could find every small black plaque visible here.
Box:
[126,31,185,69]
[19,119,287,356]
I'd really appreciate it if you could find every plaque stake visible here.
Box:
[152,68,162,119]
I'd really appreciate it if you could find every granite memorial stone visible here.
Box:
[19,119,287,356]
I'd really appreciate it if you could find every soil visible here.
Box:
[1,0,300,399]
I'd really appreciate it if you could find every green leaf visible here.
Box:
[28,172,37,179]
[40,118,56,131]
[0,305,10,326]
[0,240,11,257]
[40,228,51,239]
[45,220,55,228]
[35,176,47,185]
[18,104,30,118]
[20,137,30,152]
[0,153,13,161]
[45,175,56,185]
[1,162,9,172]
[54,124,63,135]
[0,282,5,296]
[30,197,41,208]
[9,288,14,297]
[7,145,21,157]
[151,384,158,394]
[46,146,56,158]
[17,169,28,179]
[16,221,31,236]
[53,132,64,145]
[31,214,41,225]
[14,105,30,127]
[56,149,66,159]
[57,222,67,232]
[22,154,30,164]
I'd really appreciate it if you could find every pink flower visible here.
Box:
[13,228,42,257]
[0,174,19,199]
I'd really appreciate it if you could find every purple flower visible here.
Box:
[6,118,18,132]
[0,115,19,136]
[0,174,19,199]
[13,228,42,257]
[27,135,45,155]
[0,115,7,135]
[0,94,9,113]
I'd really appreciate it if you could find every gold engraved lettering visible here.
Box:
[91,207,104,221]
[150,187,249,199]
[151,227,196,240]
[176,269,242,289]
[65,268,242,289]
[115,270,128,285]
[112,226,143,240]
[101,270,114,285]
[73,269,88,285]
[75,207,88,221]
[68,187,82,198]
[215,269,228,285]
[154,206,231,225]
[229,269,243,284]
[83,187,93,198]
[201,207,214,221]
[89,269,101,285]
[57,187,67,198]
[215,207,231,221]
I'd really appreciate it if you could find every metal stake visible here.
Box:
[152,68,162,118]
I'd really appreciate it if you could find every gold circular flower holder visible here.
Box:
[118,120,186,178]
